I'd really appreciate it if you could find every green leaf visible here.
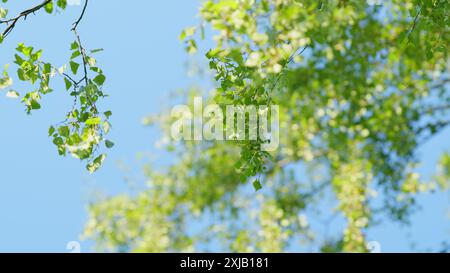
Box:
[71,50,81,59]
[70,61,80,75]
[64,78,73,91]
[44,2,54,14]
[180,26,196,41]
[87,154,106,174]
[104,111,112,119]
[58,126,70,137]
[0,74,12,89]
[186,39,197,55]
[103,121,111,134]
[87,57,96,67]
[0,7,7,19]
[85,117,102,125]
[68,132,82,145]
[90,48,104,54]
[30,100,41,110]
[71,41,79,50]
[253,179,262,191]
[90,67,102,73]
[57,0,67,10]
[48,126,55,137]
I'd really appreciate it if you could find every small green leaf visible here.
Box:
[57,0,67,9]
[64,78,73,91]
[103,121,111,134]
[48,126,55,137]
[44,2,54,14]
[71,41,79,50]
[85,117,102,125]
[0,7,8,19]
[71,50,81,59]
[90,48,104,54]
[30,100,41,110]
[104,111,112,119]
[87,57,96,67]
[253,179,262,191]
[105,140,114,149]
[93,74,106,86]
[0,74,12,89]
[180,26,196,41]
[58,126,70,137]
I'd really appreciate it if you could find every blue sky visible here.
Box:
[0,1,448,252]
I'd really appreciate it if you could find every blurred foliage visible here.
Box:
[84,0,449,252]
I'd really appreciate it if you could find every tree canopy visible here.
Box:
[1,0,449,252]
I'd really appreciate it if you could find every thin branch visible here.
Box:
[71,0,89,85]
[0,0,52,38]
[417,120,450,146]
[73,29,89,86]
[410,10,421,34]
[71,0,89,31]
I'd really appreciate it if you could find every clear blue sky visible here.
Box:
[0,1,448,252]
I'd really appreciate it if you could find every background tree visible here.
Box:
[84,0,449,252]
